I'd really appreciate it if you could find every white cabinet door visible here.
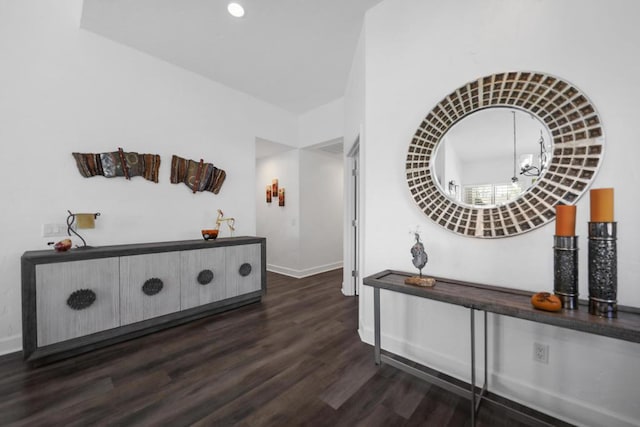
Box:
[180,247,226,310]
[36,258,120,346]
[120,252,181,325]
[225,243,262,296]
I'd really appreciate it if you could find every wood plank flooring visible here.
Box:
[0,269,572,426]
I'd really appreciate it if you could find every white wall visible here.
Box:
[353,0,640,425]
[256,96,346,278]
[460,154,514,186]
[298,98,344,148]
[0,0,297,354]
[299,149,344,274]
[256,150,301,274]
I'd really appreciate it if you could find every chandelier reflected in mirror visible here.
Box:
[511,111,550,185]
[520,130,548,177]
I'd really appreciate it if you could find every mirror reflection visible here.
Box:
[433,108,552,208]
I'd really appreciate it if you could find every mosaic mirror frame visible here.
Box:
[406,71,604,238]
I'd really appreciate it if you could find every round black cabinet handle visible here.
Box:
[197,269,214,285]
[67,289,96,310]
[239,263,252,277]
[142,278,164,296]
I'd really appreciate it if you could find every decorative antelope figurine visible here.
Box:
[215,209,235,236]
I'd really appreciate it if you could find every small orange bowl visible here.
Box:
[201,229,219,240]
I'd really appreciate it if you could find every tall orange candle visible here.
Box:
[590,188,614,222]
[555,205,576,236]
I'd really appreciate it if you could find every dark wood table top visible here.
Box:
[22,236,265,264]
[364,270,640,344]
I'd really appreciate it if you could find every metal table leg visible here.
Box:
[470,308,476,426]
[374,287,381,365]
[368,284,553,427]
[478,310,488,411]
[472,310,489,424]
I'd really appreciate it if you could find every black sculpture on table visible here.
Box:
[411,233,428,276]
[405,232,435,287]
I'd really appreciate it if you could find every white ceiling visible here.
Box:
[255,137,343,160]
[255,137,294,159]
[81,0,384,114]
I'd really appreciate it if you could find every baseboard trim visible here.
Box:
[489,366,640,427]
[358,326,636,427]
[267,261,343,279]
[341,287,355,296]
[0,334,22,356]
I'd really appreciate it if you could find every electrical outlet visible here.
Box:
[533,342,549,364]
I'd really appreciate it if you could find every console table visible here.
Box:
[22,236,266,364]
[363,270,640,426]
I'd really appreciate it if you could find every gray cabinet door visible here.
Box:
[180,247,226,310]
[225,243,262,296]
[120,252,181,325]
[36,258,120,346]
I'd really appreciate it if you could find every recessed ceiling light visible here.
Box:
[227,2,245,18]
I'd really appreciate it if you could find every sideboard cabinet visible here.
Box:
[22,237,266,363]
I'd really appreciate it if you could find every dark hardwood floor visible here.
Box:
[0,270,571,426]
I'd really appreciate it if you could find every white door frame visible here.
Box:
[343,130,363,297]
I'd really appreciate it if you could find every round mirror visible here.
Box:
[434,107,552,208]
[406,71,604,238]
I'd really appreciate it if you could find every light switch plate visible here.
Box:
[42,223,69,237]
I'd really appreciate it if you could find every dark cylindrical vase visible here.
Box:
[554,235,579,309]
[588,222,617,318]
